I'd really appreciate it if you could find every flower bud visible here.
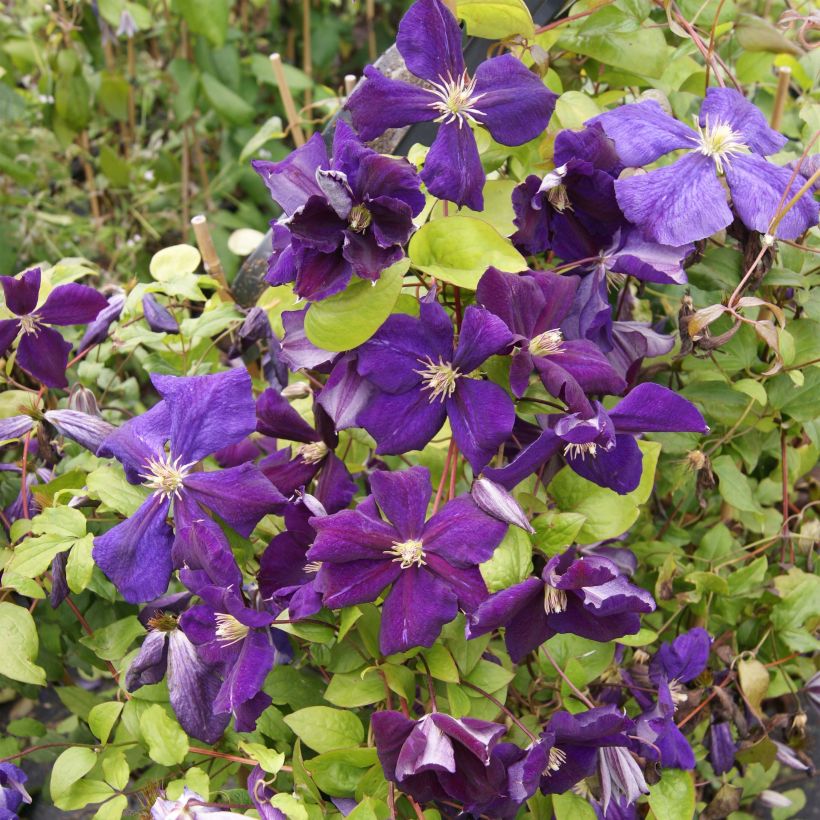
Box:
[759,790,792,809]
[282,381,312,400]
[239,307,272,345]
[0,415,35,442]
[44,410,115,453]
[142,294,180,334]
[68,384,102,416]
[471,477,534,533]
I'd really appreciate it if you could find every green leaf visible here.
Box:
[409,216,527,289]
[324,671,386,708]
[727,556,768,597]
[99,145,130,187]
[238,741,285,774]
[558,27,669,78]
[618,627,659,647]
[65,534,96,594]
[430,179,518,235]
[457,0,534,39]
[304,258,409,351]
[89,702,124,744]
[87,466,148,516]
[466,659,514,694]
[531,511,587,556]
[176,0,229,46]
[93,794,128,820]
[98,72,130,121]
[139,705,189,765]
[270,793,309,820]
[554,91,602,129]
[647,769,695,820]
[239,116,286,163]
[51,747,98,803]
[423,644,459,683]
[305,748,378,795]
[201,73,255,124]
[553,791,597,820]
[0,602,47,685]
[101,749,129,791]
[150,244,201,281]
[712,455,765,516]
[284,707,365,754]
[480,526,533,591]
[54,779,115,811]
[80,616,145,662]
[737,657,769,718]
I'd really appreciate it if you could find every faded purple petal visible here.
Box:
[605,228,691,285]
[0,415,35,441]
[609,383,708,434]
[317,354,376,430]
[44,409,115,452]
[125,630,168,690]
[280,308,336,371]
[78,292,125,350]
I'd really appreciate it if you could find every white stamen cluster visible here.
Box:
[668,678,688,708]
[544,584,568,614]
[19,314,40,335]
[426,71,486,128]
[544,746,567,774]
[693,117,747,174]
[214,613,250,646]
[139,453,195,499]
[297,441,329,464]
[303,561,322,574]
[348,203,372,233]
[529,329,564,357]
[415,356,461,403]
[386,538,426,570]
[563,442,598,460]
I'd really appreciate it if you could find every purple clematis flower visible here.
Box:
[709,721,736,775]
[476,267,626,414]
[485,382,708,494]
[0,267,108,388]
[93,369,286,603]
[649,626,711,691]
[253,121,424,301]
[466,548,655,662]
[142,293,180,334]
[247,767,286,820]
[634,683,696,770]
[0,763,31,820]
[307,466,506,655]
[590,88,819,245]
[346,0,556,209]
[539,705,637,796]
[356,294,515,472]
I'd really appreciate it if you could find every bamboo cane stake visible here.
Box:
[269,53,306,147]
[365,0,377,60]
[344,74,357,97]
[191,214,231,301]
[770,65,791,131]
[302,0,313,109]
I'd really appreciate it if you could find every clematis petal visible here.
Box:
[589,101,696,166]
[142,294,179,334]
[167,629,230,744]
[567,433,644,495]
[465,576,544,638]
[0,319,20,357]
[78,292,125,351]
[483,427,562,490]
[315,452,357,514]
[317,353,376,430]
[316,558,401,608]
[347,66,437,142]
[360,388,447,456]
[476,267,545,340]
[372,711,417,782]
[289,196,346,253]
[605,227,692,285]
[699,87,786,156]
[152,369,257,464]
[248,765,287,820]
[380,567,459,655]
[37,283,108,325]
[315,168,355,220]
[293,248,353,301]
[422,495,507,566]
[266,222,298,288]
[183,463,286,537]
[97,400,170,482]
[609,383,708,434]
[172,507,244,591]
[125,630,168,690]
[356,154,425,216]
[45,409,116,453]
[421,120,485,210]
[473,54,557,146]
[367,195,416,246]
[251,132,329,216]
[16,325,72,388]
[309,508,398,562]
[256,387,319,443]
[396,714,457,777]
[1,267,41,316]
[452,306,515,372]
[425,556,488,611]
[650,627,711,684]
[280,308,336,371]
[447,378,515,472]
[396,0,465,81]
[614,152,732,245]
[510,176,551,255]
[370,466,432,540]
[0,415,35,442]
[725,153,819,239]
[342,231,405,281]
[92,493,173,603]
[213,628,274,715]
[577,574,655,616]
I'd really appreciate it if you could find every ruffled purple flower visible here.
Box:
[0,763,31,820]
[356,294,515,471]
[93,369,286,602]
[307,466,506,655]
[253,121,424,301]
[0,267,108,387]
[346,0,556,209]
[466,548,655,662]
[485,382,708,494]
[590,88,819,244]
[476,267,626,415]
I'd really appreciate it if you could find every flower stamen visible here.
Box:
[544,746,567,774]
[19,314,40,335]
[297,441,329,464]
[303,561,322,574]
[214,613,250,646]
[544,584,568,614]
[529,329,564,357]
[139,453,195,500]
[426,70,487,128]
[563,442,598,460]
[386,538,426,569]
[415,356,461,403]
[348,204,372,233]
[693,116,747,175]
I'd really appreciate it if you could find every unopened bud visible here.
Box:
[44,410,115,454]
[282,382,312,400]
[68,384,101,416]
[142,294,179,334]
[239,307,272,344]
[759,790,792,809]
[0,415,35,442]
[471,477,534,533]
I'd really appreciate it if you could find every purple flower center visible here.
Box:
[386,538,426,569]
[214,612,249,646]
[139,453,194,499]
[692,117,747,174]
[426,70,486,128]
[528,329,564,357]
[415,356,462,402]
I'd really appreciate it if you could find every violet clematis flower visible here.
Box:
[0,763,31,820]
[307,466,506,655]
[142,293,180,334]
[649,626,711,692]
[476,267,626,414]
[466,548,655,662]
[346,0,556,210]
[589,88,819,245]
[634,683,696,770]
[0,267,108,388]
[93,369,286,603]
[356,294,515,472]
[709,721,736,775]
[247,767,286,820]
[597,745,649,811]
[539,705,637,796]
[256,387,357,513]
[484,382,708,494]
[253,121,424,301]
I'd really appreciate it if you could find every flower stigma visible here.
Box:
[529,329,564,357]
[214,613,250,646]
[139,453,195,500]
[416,356,462,403]
[693,117,747,174]
[386,538,426,569]
[426,71,486,128]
